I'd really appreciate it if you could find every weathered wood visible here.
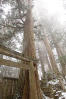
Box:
[0,58,29,70]
[0,44,37,62]
[29,62,38,99]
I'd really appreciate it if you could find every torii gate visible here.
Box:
[0,44,38,99]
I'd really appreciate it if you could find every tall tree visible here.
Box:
[50,33,66,77]
[41,30,65,91]
[38,41,52,77]
[22,0,43,99]
[38,44,46,77]
[43,33,59,75]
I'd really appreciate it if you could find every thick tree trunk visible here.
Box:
[22,1,43,99]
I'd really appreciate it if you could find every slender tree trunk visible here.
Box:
[38,46,46,77]
[43,33,65,90]
[43,34,59,75]
[38,41,52,75]
[45,53,52,72]
[50,34,66,77]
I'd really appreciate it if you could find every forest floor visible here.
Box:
[41,75,66,99]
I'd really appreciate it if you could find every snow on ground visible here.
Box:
[43,78,66,99]
[44,92,66,99]
[59,92,66,99]
[45,96,53,99]
[48,79,59,85]
[43,94,53,99]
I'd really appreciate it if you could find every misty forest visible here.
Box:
[0,0,66,99]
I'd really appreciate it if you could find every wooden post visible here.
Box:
[29,61,38,99]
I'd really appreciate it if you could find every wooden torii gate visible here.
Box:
[0,44,38,99]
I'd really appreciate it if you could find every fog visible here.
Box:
[34,0,66,26]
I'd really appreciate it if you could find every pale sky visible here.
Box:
[33,0,65,25]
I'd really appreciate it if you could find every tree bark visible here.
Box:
[22,0,43,99]
[43,34,59,75]
[38,46,45,77]
[43,33,65,90]
[50,34,66,77]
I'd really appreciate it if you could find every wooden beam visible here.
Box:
[0,44,37,62]
[0,44,30,62]
[0,58,29,70]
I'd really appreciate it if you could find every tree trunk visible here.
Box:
[50,34,66,77]
[38,46,46,77]
[45,53,52,72]
[43,33,65,91]
[38,41,52,76]
[22,0,43,99]
[43,34,59,75]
